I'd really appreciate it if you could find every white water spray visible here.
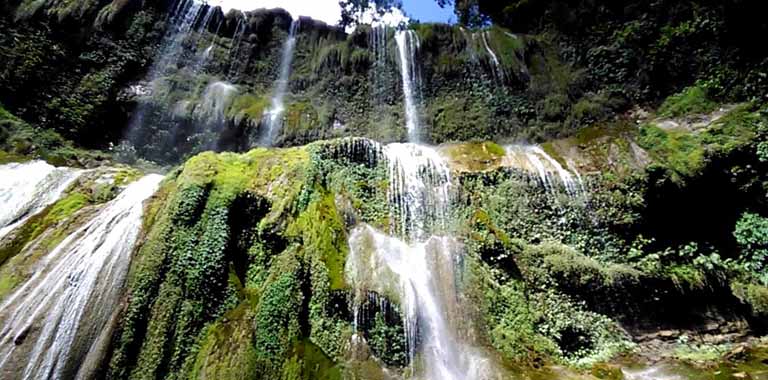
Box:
[383,143,451,241]
[261,20,300,146]
[347,141,498,380]
[347,226,495,380]
[0,174,163,380]
[0,161,82,241]
[395,30,423,142]
[196,81,238,123]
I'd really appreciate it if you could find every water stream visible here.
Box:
[0,174,163,380]
[0,161,82,241]
[395,30,423,142]
[503,145,582,195]
[348,142,497,380]
[481,31,503,81]
[261,19,300,146]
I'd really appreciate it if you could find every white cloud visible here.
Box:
[209,0,343,25]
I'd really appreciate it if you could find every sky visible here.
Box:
[210,0,455,26]
[401,0,455,24]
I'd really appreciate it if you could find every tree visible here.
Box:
[338,0,403,28]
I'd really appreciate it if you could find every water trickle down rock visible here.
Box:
[503,145,583,196]
[370,24,391,112]
[481,31,504,82]
[0,174,163,380]
[123,0,213,145]
[395,30,423,143]
[226,12,248,80]
[260,19,300,146]
[0,161,83,241]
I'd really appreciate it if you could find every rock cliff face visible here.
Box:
[0,1,767,380]
[5,0,764,163]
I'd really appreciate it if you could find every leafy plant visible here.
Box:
[734,212,768,285]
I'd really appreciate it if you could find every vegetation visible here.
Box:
[1,0,767,379]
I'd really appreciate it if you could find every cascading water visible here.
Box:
[135,0,209,95]
[226,13,248,79]
[195,17,223,70]
[347,226,494,380]
[395,30,423,142]
[0,174,163,380]
[370,24,391,110]
[196,81,238,124]
[260,19,300,146]
[347,141,496,380]
[0,161,82,241]
[503,145,583,195]
[123,0,214,152]
[481,31,503,81]
[383,143,452,241]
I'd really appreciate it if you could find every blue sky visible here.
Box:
[402,0,455,24]
[213,0,455,25]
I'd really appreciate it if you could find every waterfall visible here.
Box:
[260,19,300,146]
[123,0,214,152]
[347,226,494,380]
[347,141,496,379]
[226,13,248,79]
[195,81,238,124]
[370,25,390,110]
[196,17,223,70]
[395,30,423,142]
[503,145,583,195]
[142,0,208,87]
[0,174,163,380]
[460,27,477,62]
[0,161,82,241]
[383,143,451,241]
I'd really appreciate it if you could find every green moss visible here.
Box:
[280,339,342,380]
[114,167,143,186]
[0,191,90,267]
[284,101,321,134]
[638,103,762,179]
[287,192,348,290]
[429,96,492,142]
[637,124,705,177]
[658,85,717,117]
[228,93,269,124]
[442,142,506,172]
[488,26,524,66]
[188,302,259,380]
[253,251,304,365]
[540,245,642,288]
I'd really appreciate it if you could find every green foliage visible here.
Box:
[731,282,768,317]
[366,312,407,367]
[637,124,704,178]
[484,278,557,362]
[286,192,348,290]
[638,104,762,179]
[658,86,718,118]
[188,302,259,380]
[734,212,768,285]
[250,252,307,379]
[228,93,269,124]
